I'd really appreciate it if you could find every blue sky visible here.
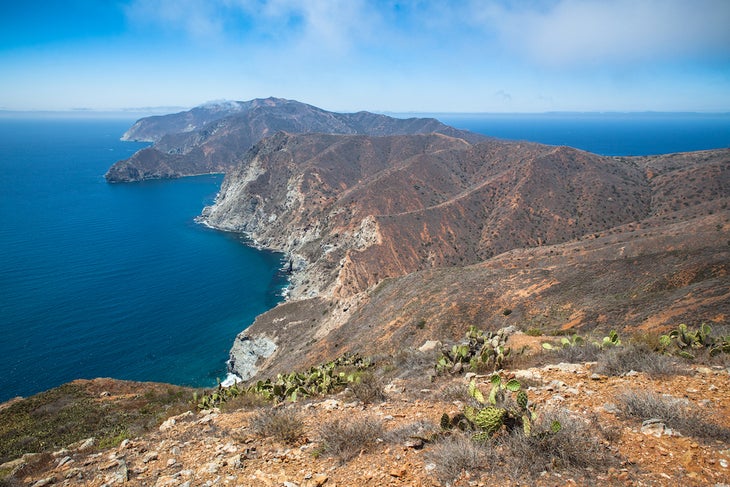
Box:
[1,0,729,113]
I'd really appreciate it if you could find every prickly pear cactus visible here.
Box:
[659,323,730,359]
[516,390,528,410]
[436,326,516,374]
[474,406,506,435]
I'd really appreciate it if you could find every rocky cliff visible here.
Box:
[105,98,484,182]
[198,129,729,380]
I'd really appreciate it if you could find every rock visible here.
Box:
[312,474,329,486]
[142,451,159,463]
[384,380,406,394]
[514,369,542,382]
[389,467,407,477]
[166,458,177,467]
[107,459,128,484]
[56,456,73,468]
[68,438,95,451]
[225,454,243,468]
[228,334,277,380]
[321,399,340,410]
[197,461,220,475]
[603,403,620,414]
[30,477,56,487]
[418,340,441,353]
[159,417,178,431]
[641,419,681,437]
[546,380,566,390]
[404,438,425,449]
[591,373,608,381]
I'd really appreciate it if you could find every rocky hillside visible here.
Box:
[105,98,484,182]
[3,333,730,486]
[198,128,729,381]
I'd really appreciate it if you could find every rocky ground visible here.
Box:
[3,334,730,487]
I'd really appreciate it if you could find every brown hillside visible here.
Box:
[199,130,729,381]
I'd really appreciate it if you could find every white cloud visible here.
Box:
[469,0,730,67]
[125,0,226,41]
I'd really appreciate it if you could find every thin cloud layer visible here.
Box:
[475,0,730,66]
[1,0,729,111]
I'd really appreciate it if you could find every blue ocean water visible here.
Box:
[1,112,729,403]
[438,112,730,156]
[0,118,286,402]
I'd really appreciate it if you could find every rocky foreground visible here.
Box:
[2,333,729,487]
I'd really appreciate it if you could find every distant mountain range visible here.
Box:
[105,97,485,182]
[108,98,730,382]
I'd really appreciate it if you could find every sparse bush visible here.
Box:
[596,344,685,377]
[546,342,605,363]
[438,382,468,402]
[380,347,436,380]
[347,371,385,404]
[317,415,384,463]
[249,406,305,445]
[425,432,491,486]
[384,419,439,444]
[617,389,730,443]
[220,390,271,411]
[497,408,621,480]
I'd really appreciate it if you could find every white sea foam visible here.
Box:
[221,373,243,387]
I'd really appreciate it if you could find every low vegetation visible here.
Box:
[316,416,385,463]
[248,406,305,445]
[0,381,190,465]
[617,389,730,443]
[3,322,728,486]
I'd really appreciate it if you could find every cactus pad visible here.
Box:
[516,390,529,410]
[474,406,506,435]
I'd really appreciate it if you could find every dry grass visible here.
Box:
[425,432,490,486]
[616,389,730,443]
[347,371,386,404]
[383,419,439,444]
[497,408,621,481]
[547,343,606,363]
[248,406,305,445]
[426,408,620,484]
[219,391,271,411]
[317,415,384,463]
[595,344,685,377]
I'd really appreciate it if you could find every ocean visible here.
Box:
[1,113,729,402]
[0,118,287,402]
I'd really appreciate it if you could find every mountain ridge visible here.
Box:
[196,123,729,381]
[105,97,485,182]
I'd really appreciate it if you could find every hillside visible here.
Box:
[3,336,730,486]
[2,99,730,486]
[105,98,484,182]
[198,128,729,381]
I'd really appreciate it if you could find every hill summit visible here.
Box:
[105,98,484,182]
